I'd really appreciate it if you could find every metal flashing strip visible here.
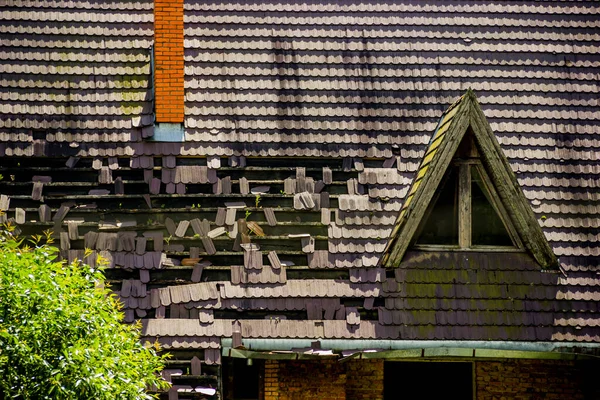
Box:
[221,339,600,361]
[223,348,337,361]
[340,348,596,362]
[153,123,185,142]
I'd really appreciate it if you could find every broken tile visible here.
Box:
[175,220,190,237]
[15,208,25,224]
[31,181,43,200]
[264,208,277,226]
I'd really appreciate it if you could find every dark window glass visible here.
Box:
[416,168,458,245]
[224,358,260,400]
[385,361,473,399]
[471,167,512,246]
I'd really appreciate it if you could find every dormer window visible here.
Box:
[414,135,523,250]
[381,91,558,269]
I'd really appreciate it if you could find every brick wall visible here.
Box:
[475,359,599,400]
[262,358,598,400]
[346,360,384,400]
[154,0,184,123]
[263,359,383,400]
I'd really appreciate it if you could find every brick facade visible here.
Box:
[475,359,599,400]
[154,0,184,123]
[264,359,384,400]
[260,358,598,400]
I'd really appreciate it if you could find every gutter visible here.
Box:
[221,339,600,361]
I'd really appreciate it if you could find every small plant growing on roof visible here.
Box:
[255,194,261,208]
[244,209,252,220]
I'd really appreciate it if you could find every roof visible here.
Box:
[2,1,600,159]
[1,0,600,365]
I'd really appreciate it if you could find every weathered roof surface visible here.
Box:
[1,1,600,159]
[0,0,155,152]
[383,251,600,342]
[1,0,600,362]
[182,0,600,157]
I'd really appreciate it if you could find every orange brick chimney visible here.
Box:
[154,0,184,123]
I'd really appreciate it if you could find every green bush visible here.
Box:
[0,228,169,399]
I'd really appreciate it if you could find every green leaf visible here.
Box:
[0,229,170,399]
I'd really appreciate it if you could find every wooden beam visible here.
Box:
[467,93,558,269]
[413,244,525,253]
[383,100,471,267]
[458,164,471,248]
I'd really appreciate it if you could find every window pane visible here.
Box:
[471,167,513,246]
[416,168,458,245]
[385,361,473,399]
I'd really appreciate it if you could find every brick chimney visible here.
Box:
[154,0,184,123]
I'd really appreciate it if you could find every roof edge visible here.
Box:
[222,338,600,360]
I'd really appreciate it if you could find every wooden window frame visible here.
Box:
[412,160,524,252]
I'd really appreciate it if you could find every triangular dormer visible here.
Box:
[381,90,558,269]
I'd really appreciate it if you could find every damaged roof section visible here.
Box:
[1,149,599,351]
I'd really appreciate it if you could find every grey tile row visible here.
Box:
[334,211,397,226]
[0,50,150,63]
[0,24,152,37]
[185,77,600,94]
[328,239,387,254]
[0,76,150,90]
[185,51,600,68]
[185,14,600,30]
[148,336,220,350]
[1,103,150,116]
[184,65,600,83]
[0,37,152,49]
[184,131,427,146]
[328,223,394,240]
[183,91,600,108]
[384,297,600,313]
[524,189,600,202]
[142,318,600,342]
[1,10,152,23]
[231,265,287,284]
[185,1,599,15]
[186,26,600,43]
[0,64,150,75]
[5,0,152,10]
[219,280,381,299]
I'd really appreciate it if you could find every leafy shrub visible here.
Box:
[0,228,169,399]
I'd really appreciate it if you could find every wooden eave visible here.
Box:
[381,90,559,270]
